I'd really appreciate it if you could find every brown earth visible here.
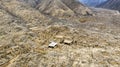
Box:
[0,0,120,67]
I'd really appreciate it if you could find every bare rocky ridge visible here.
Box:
[0,0,120,67]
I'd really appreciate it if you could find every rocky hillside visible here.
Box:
[0,0,120,67]
[17,0,41,7]
[98,0,120,11]
[37,0,93,17]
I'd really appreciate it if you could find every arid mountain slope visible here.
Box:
[37,0,75,17]
[17,0,41,7]
[0,0,50,27]
[80,0,107,6]
[37,0,92,17]
[0,0,120,67]
[98,0,120,11]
